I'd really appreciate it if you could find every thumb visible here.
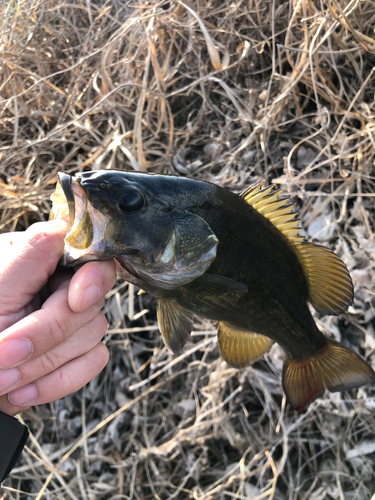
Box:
[0,219,68,317]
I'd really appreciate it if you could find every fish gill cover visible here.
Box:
[1,0,375,498]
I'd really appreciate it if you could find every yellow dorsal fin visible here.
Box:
[217,322,273,368]
[241,181,299,242]
[241,182,353,314]
[296,243,353,314]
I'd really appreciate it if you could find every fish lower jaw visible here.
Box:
[61,242,107,266]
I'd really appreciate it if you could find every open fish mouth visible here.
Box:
[50,172,109,266]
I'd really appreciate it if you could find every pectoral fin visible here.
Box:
[218,322,273,368]
[283,339,375,412]
[157,299,194,354]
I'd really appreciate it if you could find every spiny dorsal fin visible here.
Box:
[241,181,300,241]
[217,322,273,368]
[157,299,194,354]
[241,181,353,314]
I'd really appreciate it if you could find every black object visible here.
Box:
[0,411,29,483]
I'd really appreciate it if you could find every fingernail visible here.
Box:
[8,383,38,406]
[0,338,33,369]
[0,368,20,395]
[77,284,102,312]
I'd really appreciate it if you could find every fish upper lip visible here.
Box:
[58,172,76,231]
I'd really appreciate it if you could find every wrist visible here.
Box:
[0,411,29,484]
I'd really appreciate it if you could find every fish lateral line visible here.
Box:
[196,273,248,294]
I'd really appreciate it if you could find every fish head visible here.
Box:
[50,170,219,289]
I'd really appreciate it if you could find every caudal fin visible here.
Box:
[282,339,375,412]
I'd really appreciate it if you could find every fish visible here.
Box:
[50,170,375,411]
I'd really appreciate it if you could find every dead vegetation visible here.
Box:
[1,0,375,498]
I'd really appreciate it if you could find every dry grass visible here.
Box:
[1,0,375,498]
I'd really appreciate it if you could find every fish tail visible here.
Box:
[282,339,375,412]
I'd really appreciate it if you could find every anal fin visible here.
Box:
[218,322,273,368]
[157,299,194,354]
[282,339,375,412]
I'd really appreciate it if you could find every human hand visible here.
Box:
[0,219,116,416]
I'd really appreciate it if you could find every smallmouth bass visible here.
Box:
[50,170,375,411]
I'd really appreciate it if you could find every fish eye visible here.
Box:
[118,188,145,212]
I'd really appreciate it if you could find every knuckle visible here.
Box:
[47,314,71,345]
[36,349,60,375]
[57,367,76,394]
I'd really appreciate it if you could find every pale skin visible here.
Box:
[0,219,116,416]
